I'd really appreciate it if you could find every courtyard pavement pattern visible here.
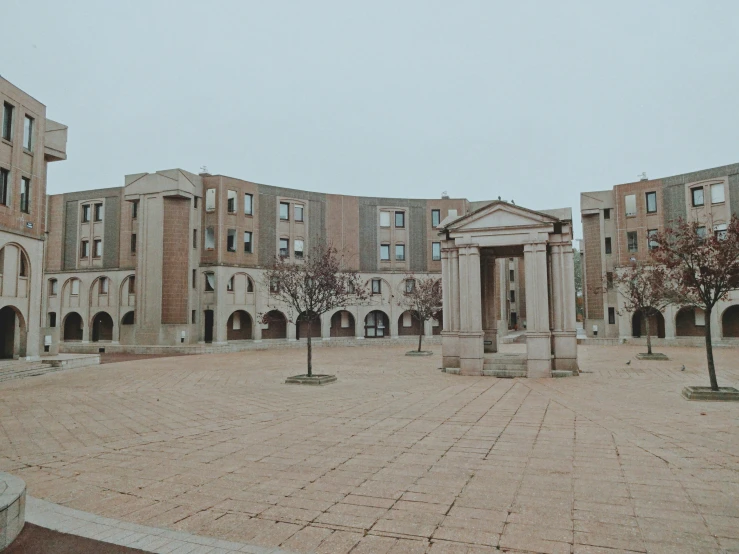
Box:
[1,344,738,554]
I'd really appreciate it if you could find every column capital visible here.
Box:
[523,241,548,253]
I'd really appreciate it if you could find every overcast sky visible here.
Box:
[3,0,738,240]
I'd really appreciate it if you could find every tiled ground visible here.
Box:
[1,344,738,554]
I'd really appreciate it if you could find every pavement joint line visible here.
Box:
[25,496,298,554]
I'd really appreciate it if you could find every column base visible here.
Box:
[441,331,460,368]
[483,328,497,353]
[552,331,579,373]
[459,331,484,376]
[526,331,551,378]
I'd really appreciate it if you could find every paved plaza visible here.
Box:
[1,344,738,553]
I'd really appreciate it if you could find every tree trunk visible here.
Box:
[307,320,313,377]
[705,307,719,391]
[418,328,423,352]
[645,311,652,355]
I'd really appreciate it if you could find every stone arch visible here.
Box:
[0,243,31,298]
[121,311,135,325]
[631,309,665,339]
[226,272,255,303]
[61,277,83,307]
[398,310,423,336]
[262,310,287,339]
[296,311,321,339]
[89,275,112,306]
[63,311,84,341]
[330,310,355,337]
[364,310,389,338]
[0,305,27,359]
[721,305,739,338]
[227,310,253,340]
[366,277,392,302]
[91,311,114,342]
[675,306,704,337]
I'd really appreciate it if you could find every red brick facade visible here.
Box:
[161,197,190,324]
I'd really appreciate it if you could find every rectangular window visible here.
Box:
[510,290,516,303]
[627,231,638,252]
[697,226,706,239]
[49,312,57,328]
[395,244,405,261]
[227,190,237,213]
[99,277,108,294]
[692,187,704,207]
[244,231,252,253]
[279,202,290,220]
[227,276,234,292]
[608,307,616,324]
[295,239,304,258]
[395,211,405,228]
[380,244,390,261]
[646,191,657,213]
[94,239,102,257]
[80,240,89,258]
[194,197,198,209]
[405,279,415,293]
[647,229,658,250]
[23,115,33,150]
[131,233,136,253]
[81,204,91,222]
[205,188,216,211]
[192,269,196,289]
[711,183,725,204]
[2,102,13,141]
[227,229,236,252]
[204,273,215,292]
[20,177,30,213]
[279,238,289,257]
[431,209,440,227]
[604,208,611,220]
[605,237,612,254]
[270,277,280,293]
[0,168,8,205]
[380,211,391,227]
[132,201,138,219]
[606,272,614,289]
[192,310,196,324]
[509,269,515,282]
[714,223,727,240]
[49,279,58,295]
[94,203,103,221]
[205,227,215,249]
[295,205,304,222]
[71,279,80,295]
[372,278,381,294]
[192,229,197,249]
[244,193,253,215]
[624,194,636,217]
[129,276,135,294]
[432,242,441,261]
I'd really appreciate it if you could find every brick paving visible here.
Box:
[0,344,738,553]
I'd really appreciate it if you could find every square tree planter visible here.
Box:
[682,386,739,401]
[285,374,337,385]
[636,353,669,361]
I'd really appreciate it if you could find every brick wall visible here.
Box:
[161,197,190,324]
[613,179,664,265]
[45,195,64,271]
[582,214,603,319]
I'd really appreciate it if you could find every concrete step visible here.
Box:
[483,369,528,378]
[0,363,61,383]
[551,370,574,378]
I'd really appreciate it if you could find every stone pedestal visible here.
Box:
[526,331,552,377]
[552,331,578,371]
[441,331,460,368]
[458,331,483,375]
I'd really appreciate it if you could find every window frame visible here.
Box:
[132,200,138,219]
[608,307,616,325]
[192,229,198,249]
[204,227,215,249]
[81,204,91,223]
[49,278,58,296]
[624,194,637,217]
[94,203,103,222]
[509,269,515,282]
[99,276,108,294]
[23,115,33,150]
[380,243,390,261]
[294,239,304,259]
[380,211,391,227]
[244,231,253,253]
[0,167,9,206]
[93,239,102,258]
[645,191,657,214]
[371,278,382,295]
[605,237,612,255]
[432,242,441,261]
[295,204,304,222]
[227,190,237,213]
[279,238,289,257]
[395,243,405,261]
[204,272,215,292]
[131,233,137,254]
[279,202,290,221]
[20,177,30,213]
[405,279,415,293]
[603,208,611,220]
[2,102,13,141]
[647,229,658,250]
[80,240,89,258]
[627,231,638,252]
[226,229,236,252]
[711,183,725,204]
[691,187,704,207]
[244,193,253,215]
[510,290,516,303]
[431,209,440,227]
[205,188,216,212]
[395,211,405,228]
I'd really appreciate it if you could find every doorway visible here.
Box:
[204,310,214,343]
[0,306,16,359]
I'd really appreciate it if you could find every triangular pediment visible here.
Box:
[443,201,559,232]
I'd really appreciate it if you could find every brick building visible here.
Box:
[581,163,739,341]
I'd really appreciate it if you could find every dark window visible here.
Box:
[244,231,252,253]
[509,269,515,282]
[0,168,8,205]
[132,201,138,219]
[244,193,253,215]
[2,102,13,141]
[227,276,234,291]
[405,279,415,293]
[227,229,236,252]
[691,187,704,207]
[395,244,405,261]
[23,115,33,150]
[395,211,405,228]
[49,312,57,328]
[607,272,613,289]
[431,209,440,227]
[191,310,196,324]
[80,240,89,258]
[295,205,304,222]
[646,192,657,213]
[193,197,198,209]
[20,177,30,213]
[608,307,616,324]
[627,231,638,252]
[605,237,612,254]
[93,239,102,258]
[192,269,196,289]
[49,279,58,295]
[647,229,658,250]
[193,229,197,248]
[131,233,137,253]
[372,278,381,294]
[128,276,135,294]
[279,238,289,257]
[99,276,108,294]
[204,273,215,292]
[94,203,103,221]
[603,208,611,220]
[82,204,90,222]
[227,190,236,213]
[510,290,515,303]
[432,242,441,261]
[19,254,27,277]
[279,202,290,220]
[270,277,280,293]
[380,244,390,261]
[697,226,706,239]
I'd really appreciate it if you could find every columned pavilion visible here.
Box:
[438,201,578,377]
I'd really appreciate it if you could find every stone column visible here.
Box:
[550,243,578,372]
[524,241,552,377]
[497,258,508,338]
[458,244,483,375]
[441,242,460,368]
[481,254,497,352]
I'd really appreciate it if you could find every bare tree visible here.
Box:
[613,263,672,355]
[399,275,442,352]
[261,244,368,377]
[651,216,739,391]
